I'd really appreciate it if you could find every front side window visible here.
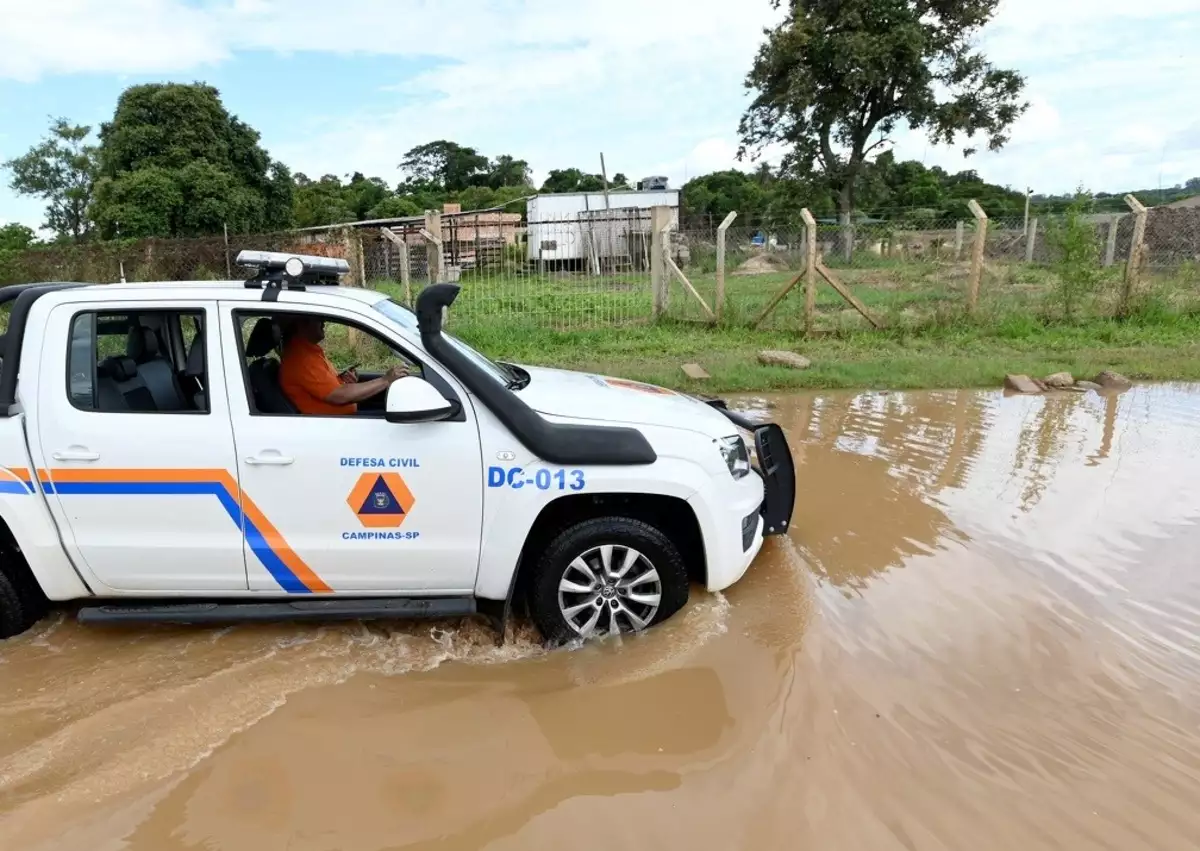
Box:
[236,310,420,417]
[66,309,208,414]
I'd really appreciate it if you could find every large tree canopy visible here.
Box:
[90,83,293,238]
[739,0,1027,217]
[3,119,98,241]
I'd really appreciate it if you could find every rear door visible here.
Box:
[32,299,249,592]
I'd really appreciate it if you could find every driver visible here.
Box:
[278,315,409,415]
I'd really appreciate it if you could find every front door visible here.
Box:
[33,300,248,592]
[219,303,484,593]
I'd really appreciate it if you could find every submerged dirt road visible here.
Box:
[4,385,1200,850]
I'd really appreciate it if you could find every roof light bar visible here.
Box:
[236,250,349,289]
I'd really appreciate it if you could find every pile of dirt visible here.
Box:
[733,253,790,275]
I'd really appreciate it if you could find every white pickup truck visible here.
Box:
[0,252,794,642]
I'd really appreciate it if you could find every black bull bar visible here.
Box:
[705,400,796,536]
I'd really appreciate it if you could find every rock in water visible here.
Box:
[1004,374,1043,394]
[1093,370,1132,389]
[1043,371,1075,388]
[1074,380,1103,392]
[758,350,812,370]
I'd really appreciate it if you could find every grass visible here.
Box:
[330,259,1200,394]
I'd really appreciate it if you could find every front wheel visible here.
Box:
[527,517,690,644]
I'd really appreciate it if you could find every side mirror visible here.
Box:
[385,376,457,424]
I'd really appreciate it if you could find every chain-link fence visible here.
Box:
[666,204,1200,330]
[357,210,656,331]
[4,203,1200,333]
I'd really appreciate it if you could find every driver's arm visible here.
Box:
[320,364,410,406]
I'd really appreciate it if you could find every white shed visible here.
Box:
[526,190,680,263]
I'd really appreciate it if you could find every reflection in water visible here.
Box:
[4,385,1200,850]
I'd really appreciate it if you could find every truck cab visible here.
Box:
[0,252,794,642]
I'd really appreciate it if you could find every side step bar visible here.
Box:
[77,596,476,626]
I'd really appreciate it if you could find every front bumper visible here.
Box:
[705,399,796,536]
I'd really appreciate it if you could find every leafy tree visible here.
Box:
[292,174,356,228]
[739,0,1027,229]
[486,155,532,189]
[681,170,769,221]
[365,195,422,220]
[3,118,98,241]
[454,184,533,213]
[399,141,488,193]
[612,172,631,190]
[0,223,36,251]
[344,173,392,221]
[91,83,293,237]
[540,168,606,193]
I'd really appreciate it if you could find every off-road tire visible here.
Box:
[0,551,48,640]
[527,516,689,644]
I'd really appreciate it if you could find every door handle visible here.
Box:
[52,448,100,462]
[245,453,295,466]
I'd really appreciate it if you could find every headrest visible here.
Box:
[99,356,139,382]
[245,318,282,358]
[126,326,160,362]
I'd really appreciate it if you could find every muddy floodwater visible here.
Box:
[5,385,1200,849]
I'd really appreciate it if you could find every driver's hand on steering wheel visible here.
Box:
[385,364,413,384]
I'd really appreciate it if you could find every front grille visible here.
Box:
[741,509,759,551]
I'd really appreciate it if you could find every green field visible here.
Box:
[323,260,1200,393]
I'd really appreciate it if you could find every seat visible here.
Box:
[127,325,186,411]
[97,355,148,411]
[244,318,296,414]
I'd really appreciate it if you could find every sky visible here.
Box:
[1,0,1197,229]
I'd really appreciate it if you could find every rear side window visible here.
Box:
[66,309,208,414]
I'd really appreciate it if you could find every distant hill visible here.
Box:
[1033,179,1200,213]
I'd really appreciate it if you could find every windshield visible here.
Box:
[373,298,510,385]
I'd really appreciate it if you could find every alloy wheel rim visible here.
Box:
[557,544,662,637]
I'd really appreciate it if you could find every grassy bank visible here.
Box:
[333,266,1200,394]
[446,312,1200,393]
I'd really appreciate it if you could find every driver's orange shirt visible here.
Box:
[279,337,356,415]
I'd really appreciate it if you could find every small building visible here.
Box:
[527,189,681,268]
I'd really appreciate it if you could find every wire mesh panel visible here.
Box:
[6,204,1200,328]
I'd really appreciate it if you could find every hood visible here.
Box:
[514,366,735,436]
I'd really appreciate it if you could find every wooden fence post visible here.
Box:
[1122,195,1148,314]
[967,200,988,313]
[954,221,964,261]
[802,209,817,334]
[650,205,671,319]
[1025,217,1038,263]
[1104,214,1121,267]
[380,227,413,304]
[423,210,443,284]
[715,211,737,323]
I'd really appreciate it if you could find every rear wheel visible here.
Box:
[0,543,48,639]
[527,517,689,644]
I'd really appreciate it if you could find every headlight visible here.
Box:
[718,435,751,480]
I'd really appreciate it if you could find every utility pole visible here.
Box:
[599,153,611,210]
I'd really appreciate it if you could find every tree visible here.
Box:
[292,174,356,228]
[90,83,293,237]
[486,155,532,189]
[739,0,1027,233]
[681,170,769,221]
[399,141,489,193]
[3,118,98,241]
[540,168,606,193]
[612,172,631,190]
[0,223,36,252]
